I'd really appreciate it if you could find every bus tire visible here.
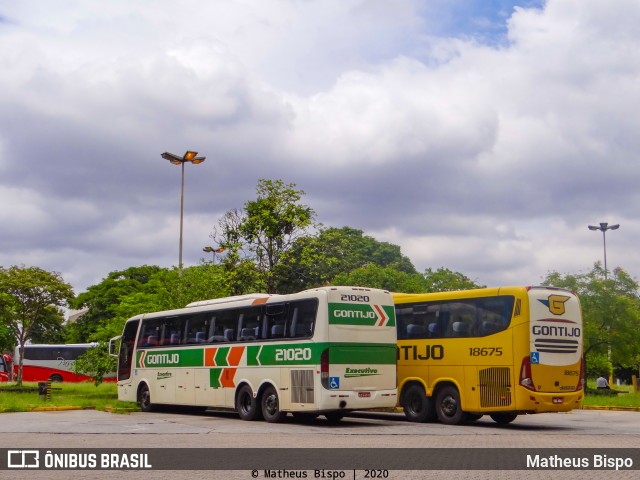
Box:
[138,383,155,412]
[261,385,286,423]
[490,413,518,424]
[402,384,435,423]
[236,384,261,421]
[435,385,467,425]
[49,374,63,383]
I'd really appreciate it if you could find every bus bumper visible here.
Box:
[318,388,398,411]
[515,387,584,413]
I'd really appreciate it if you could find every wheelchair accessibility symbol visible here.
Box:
[329,377,340,389]
[530,352,540,364]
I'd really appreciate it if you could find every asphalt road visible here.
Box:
[0,409,638,480]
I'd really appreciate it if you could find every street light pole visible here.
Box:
[162,150,206,272]
[588,222,620,278]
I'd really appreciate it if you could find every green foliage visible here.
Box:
[0,265,73,386]
[74,342,117,386]
[332,264,426,292]
[213,179,317,293]
[586,351,611,379]
[422,267,485,292]
[276,226,419,293]
[543,263,640,373]
[67,265,162,343]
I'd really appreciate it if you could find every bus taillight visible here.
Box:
[519,356,536,391]
[321,348,329,389]
[577,356,585,391]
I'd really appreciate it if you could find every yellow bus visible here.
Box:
[394,286,584,425]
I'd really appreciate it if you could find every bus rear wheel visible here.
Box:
[138,384,155,412]
[435,385,467,425]
[49,374,63,383]
[490,413,518,424]
[261,385,286,423]
[402,384,435,423]
[236,385,261,421]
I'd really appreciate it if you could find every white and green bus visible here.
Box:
[110,286,397,422]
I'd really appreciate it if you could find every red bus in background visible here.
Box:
[13,343,111,383]
[0,353,11,382]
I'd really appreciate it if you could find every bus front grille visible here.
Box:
[291,369,314,404]
[479,367,512,407]
[534,338,579,354]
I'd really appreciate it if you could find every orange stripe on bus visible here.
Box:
[221,368,237,388]
[227,346,245,366]
[204,347,218,367]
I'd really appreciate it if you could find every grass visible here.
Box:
[0,382,138,413]
[1,380,639,413]
[582,381,640,409]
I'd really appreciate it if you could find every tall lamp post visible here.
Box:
[162,150,206,271]
[588,221,620,385]
[587,222,620,279]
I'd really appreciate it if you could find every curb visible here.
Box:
[26,406,95,412]
[581,406,640,412]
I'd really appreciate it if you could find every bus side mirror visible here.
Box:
[108,336,121,357]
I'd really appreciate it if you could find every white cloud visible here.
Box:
[0,0,638,293]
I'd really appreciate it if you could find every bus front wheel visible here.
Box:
[138,384,155,412]
[402,384,435,423]
[261,385,286,423]
[490,413,518,424]
[435,385,467,425]
[236,385,261,421]
[49,374,63,383]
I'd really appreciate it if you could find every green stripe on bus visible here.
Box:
[210,368,222,388]
[329,344,397,365]
[328,303,396,327]
[214,347,229,367]
[137,348,203,368]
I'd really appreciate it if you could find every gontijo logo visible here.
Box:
[329,304,395,326]
[538,294,570,315]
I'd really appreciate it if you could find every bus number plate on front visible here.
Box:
[358,392,371,398]
[553,397,563,404]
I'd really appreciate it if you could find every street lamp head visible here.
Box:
[184,151,198,161]
[161,152,184,165]
[588,225,600,231]
[609,224,620,230]
[161,151,206,165]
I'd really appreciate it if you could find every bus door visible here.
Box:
[117,320,140,382]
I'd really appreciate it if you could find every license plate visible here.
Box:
[553,397,563,404]
[358,392,371,398]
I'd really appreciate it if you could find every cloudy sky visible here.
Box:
[1,0,638,295]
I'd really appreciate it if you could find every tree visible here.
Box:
[276,226,419,293]
[67,265,163,343]
[213,179,317,293]
[422,267,485,292]
[332,264,427,293]
[74,342,117,386]
[0,266,74,385]
[543,263,640,376]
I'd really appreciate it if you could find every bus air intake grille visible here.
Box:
[534,338,579,354]
[479,367,512,408]
[291,369,314,404]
